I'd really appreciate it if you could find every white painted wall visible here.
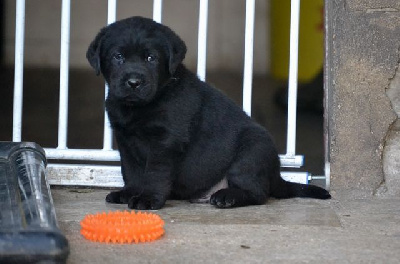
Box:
[4,0,270,74]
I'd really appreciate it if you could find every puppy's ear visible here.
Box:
[166,31,187,75]
[86,28,106,76]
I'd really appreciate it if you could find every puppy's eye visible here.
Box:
[146,54,156,62]
[113,53,124,62]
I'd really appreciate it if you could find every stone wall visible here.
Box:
[328,0,400,194]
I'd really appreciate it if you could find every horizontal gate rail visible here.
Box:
[43,148,303,168]
[47,165,313,187]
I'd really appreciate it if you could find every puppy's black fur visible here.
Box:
[87,16,330,210]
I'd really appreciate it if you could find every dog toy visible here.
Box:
[80,211,165,244]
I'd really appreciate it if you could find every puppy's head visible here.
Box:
[87,16,187,105]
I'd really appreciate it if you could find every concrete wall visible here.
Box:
[328,0,400,195]
[383,58,400,196]
[4,0,270,74]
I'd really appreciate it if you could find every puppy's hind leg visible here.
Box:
[210,165,269,208]
[210,131,274,208]
[210,166,268,208]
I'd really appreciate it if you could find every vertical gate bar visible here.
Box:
[12,0,26,142]
[58,0,71,150]
[285,0,300,156]
[107,0,117,25]
[197,0,208,81]
[153,0,163,23]
[242,0,255,116]
[103,0,117,151]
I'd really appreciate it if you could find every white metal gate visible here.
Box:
[11,0,328,188]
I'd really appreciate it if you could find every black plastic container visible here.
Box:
[0,142,69,264]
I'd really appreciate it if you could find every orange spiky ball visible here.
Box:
[80,211,165,244]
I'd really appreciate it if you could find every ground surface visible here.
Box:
[53,188,400,264]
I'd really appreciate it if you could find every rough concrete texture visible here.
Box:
[53,188,400,264]
[383,121,400,195]
[383,63,400,195]
[329,0,400,193]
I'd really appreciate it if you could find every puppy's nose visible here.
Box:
[126,78,142,89]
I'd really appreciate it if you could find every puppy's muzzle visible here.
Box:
[126,78,143,89]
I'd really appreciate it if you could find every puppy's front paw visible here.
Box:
[128,194,166,210]
[106,190,130,204]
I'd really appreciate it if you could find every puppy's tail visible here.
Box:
[271,177,331,200]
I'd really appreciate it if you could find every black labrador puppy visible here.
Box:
[87,16,330,210]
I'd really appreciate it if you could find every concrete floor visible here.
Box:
[5,67,389,263]
[53,188,400,264]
